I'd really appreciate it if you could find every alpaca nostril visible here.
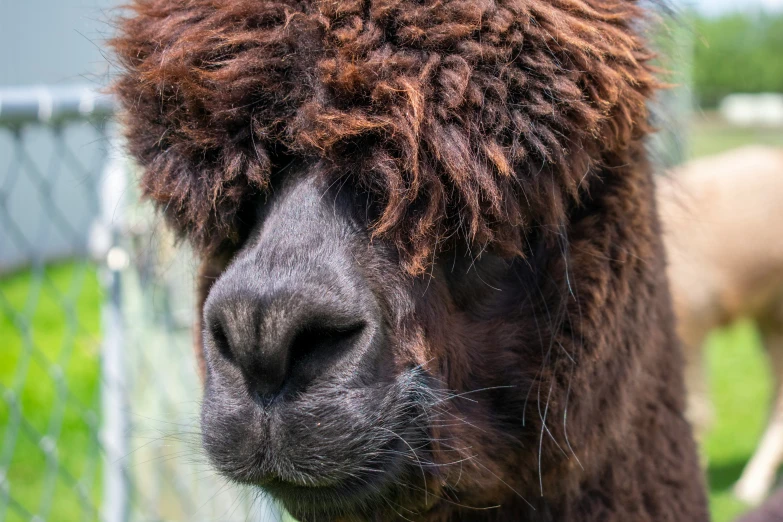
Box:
[290,322,367,360]
[210,319,234,363]
[244,319,370,402]
[285,321,367,384]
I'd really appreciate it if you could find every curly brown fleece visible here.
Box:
[112,0,658,274]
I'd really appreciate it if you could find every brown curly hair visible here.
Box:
[112,0,658,274]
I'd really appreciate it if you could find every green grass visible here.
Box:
[690,114,783,159]
[0,262,103,522]
[704,322,774,522]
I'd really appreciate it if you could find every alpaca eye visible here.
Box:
[359,191,384,225]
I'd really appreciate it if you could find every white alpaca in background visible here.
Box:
[659,146,783,506]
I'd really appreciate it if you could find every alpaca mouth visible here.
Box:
[263,472,392,512]
[202,370,435,517]
[257,437,416,517]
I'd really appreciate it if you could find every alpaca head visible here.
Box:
[197,165,549,517]
[112,0,664,519]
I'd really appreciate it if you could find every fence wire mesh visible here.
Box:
[0,86,280,522]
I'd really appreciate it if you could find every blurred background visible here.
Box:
[0,1,781,521]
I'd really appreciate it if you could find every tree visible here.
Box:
[692,12,783,108]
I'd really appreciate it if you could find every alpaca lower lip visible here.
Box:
[261,467,400,515]
[257,438,412,515]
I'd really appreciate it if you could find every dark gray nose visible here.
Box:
[203,269,377,404]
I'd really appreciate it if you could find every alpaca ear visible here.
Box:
[195,254,232,383]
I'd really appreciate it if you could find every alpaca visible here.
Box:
[110,1,709,520]
[659,146,783,506]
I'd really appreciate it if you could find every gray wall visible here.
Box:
[0,0,118,86]
[0,0,120,272]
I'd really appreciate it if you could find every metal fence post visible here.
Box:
[99,123,130,522]
[648,9,695,170]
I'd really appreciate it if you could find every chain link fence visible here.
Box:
[0,85,280,522]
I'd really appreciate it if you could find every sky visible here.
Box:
[692,0,783,15]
